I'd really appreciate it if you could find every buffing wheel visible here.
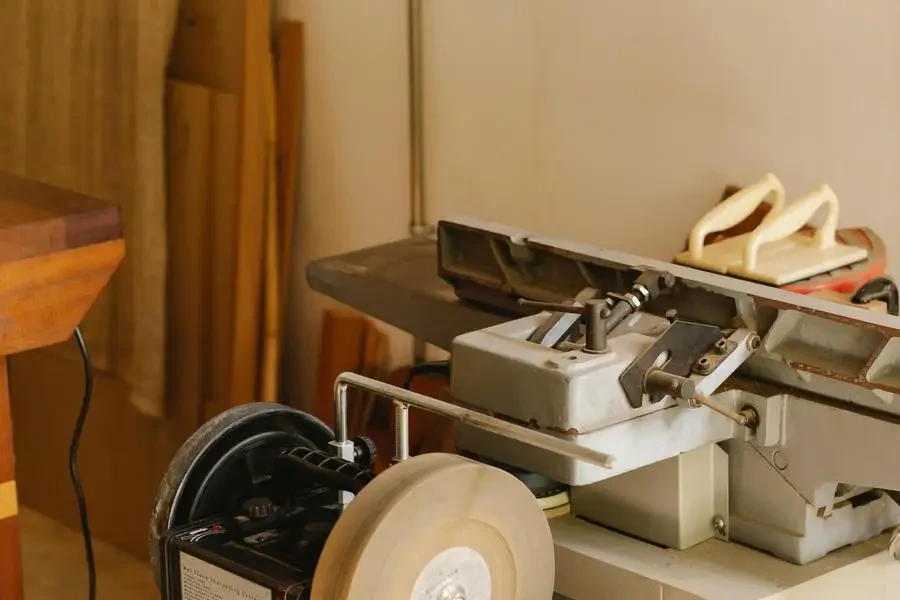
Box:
[311,453,555,600]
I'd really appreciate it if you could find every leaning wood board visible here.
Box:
[229,0,272,407]
[276,20,305,303]
[207,92,241,421]
[166,80,211,431]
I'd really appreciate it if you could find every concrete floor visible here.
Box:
[21,508,157,599]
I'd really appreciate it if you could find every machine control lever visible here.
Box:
[517,298,611,353]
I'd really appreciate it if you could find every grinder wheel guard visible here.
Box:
[148,403,334,588]
[311,453,555,600]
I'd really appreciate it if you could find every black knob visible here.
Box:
[243,497,275,520]
[351,436,377,469]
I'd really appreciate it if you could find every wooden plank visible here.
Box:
[229,0,271,407]
[0,241,123,356]
[260,52,281,404]
[168,0,243,94]
[0,514,22,600]
[0,355,21,600]
[166,79,212,429]
[276,20,304,302]
[0,361,14,489]
[206,91,240,419]
[0,171,122,252]
[126,0,179,415]
[0,481,16,521]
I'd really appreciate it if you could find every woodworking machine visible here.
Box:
[150,217,900,600]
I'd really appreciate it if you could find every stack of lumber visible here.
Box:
[167,1,305,420]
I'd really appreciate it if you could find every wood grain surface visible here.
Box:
[0,0,178,412]
[0,171,121,262]
[0,513,23,600]
[0,359,22,600]
[0,185,124,600]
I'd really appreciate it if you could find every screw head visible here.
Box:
[747,334,761,350]
[695,356,714,375]
[664,309,678,323]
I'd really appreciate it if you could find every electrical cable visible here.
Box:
[71,326,96,600]
[401,361,451,390]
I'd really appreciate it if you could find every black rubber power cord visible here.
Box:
[71,326,96,600]
[401,361,451,390]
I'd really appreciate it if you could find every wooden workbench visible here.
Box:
[0,172,123,600]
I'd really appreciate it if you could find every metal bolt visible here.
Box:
[714,339,728,354]
[712,514,727,537]
[739,405,760,430]
[438,585,467,600]
[665,309,678,323]
[747,334,761,350]
[695,356,714,375]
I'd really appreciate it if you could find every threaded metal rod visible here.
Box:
[394,401,410,462]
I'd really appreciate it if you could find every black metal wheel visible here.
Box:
[148,403,333,588]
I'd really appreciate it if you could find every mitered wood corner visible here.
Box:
[0,172,125,356]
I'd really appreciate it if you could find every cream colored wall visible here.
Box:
[280,1,900,408]
[278,0,413,402]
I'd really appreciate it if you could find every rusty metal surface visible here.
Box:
[437,218,897,328]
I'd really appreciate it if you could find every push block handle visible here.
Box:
[688,172,786,262]
[742,184,839,272]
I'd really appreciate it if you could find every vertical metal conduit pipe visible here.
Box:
[408,0,430,363]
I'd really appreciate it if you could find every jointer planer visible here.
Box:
[152,216,900,600]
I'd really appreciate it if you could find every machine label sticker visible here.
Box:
[180,551,272,600]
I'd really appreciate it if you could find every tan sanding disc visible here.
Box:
[311,453,555,600]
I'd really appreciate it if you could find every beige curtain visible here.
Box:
[0,0,178,417]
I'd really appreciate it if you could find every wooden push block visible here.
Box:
[0,172,123,600]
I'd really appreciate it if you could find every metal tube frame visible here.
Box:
[408,0,427,238]
[408,0,431,364]
[331,371,615,472]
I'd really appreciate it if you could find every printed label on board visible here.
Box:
[180,552,272,600]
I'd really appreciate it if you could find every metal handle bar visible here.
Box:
[331,371,615,469]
